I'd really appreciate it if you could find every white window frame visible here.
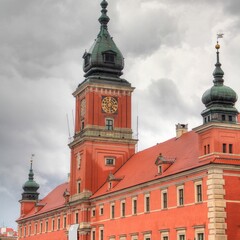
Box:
[177,185,184,206]
[105,118,114,130]
[99,205,104,215]
[131,236,138,240]
[52,218,55,231]
[161,231,169,240]
[99,227,104,240]
[132,197,137,215]
[195,180,203,203]
[144,193,150,213]
[105,157,115,166]
[91,228,96,240]
[195,228,205,240]
[110,202,115,219]
[121,200,126,217]
[63,215,67,229]
[177,230,186,240]
[144,233,151,240]
[91,207,96,217]
[161,189,168,209]
[158,165,162,174]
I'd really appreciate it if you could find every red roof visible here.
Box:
[92,130,202,198]
[18,182,69,220]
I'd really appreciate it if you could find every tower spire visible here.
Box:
[213,41,224,85]
[98,0,110,30]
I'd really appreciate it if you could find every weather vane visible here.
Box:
[30,153,35,164]
[216,33,224,50]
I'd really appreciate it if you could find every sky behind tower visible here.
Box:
[1,0,240,229]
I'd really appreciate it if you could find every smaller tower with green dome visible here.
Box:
[201,42,238,124]
[21,158,39,201]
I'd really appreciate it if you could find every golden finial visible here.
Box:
[215,43,220,50]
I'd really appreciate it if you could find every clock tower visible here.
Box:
[69,0,137,202]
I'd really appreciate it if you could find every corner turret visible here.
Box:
[22,159,39,201]
[201,42,238,124]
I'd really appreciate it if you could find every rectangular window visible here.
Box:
[106,118,113,130]
[197,233,204,240]
[144,234,151,240]
[40,222,43,233]
[204,145,206,155]
[207,144,210,154]
[178,187,184,206]
[45,221,48,232]
[77,181,81,193]
[52,219,55,231]
[57,218,60,230]
[162,190,168,209]
[35,223,37,234]
[92,230,96,240]
[92,208,96,217]
[63,216,67,229]
[29,226,31,236]
[195,182,203,203]
[222,115,226,121]
[223,143,227,153]
[163,236,168,240]
[105,157,115,166]
[132,198,137,215]
[99,205,104,215]
[229,115,233,122]
[145,194,150,212]
[229,144,233,153]
[121,201,126,217]
[100,228,104,240]
[75,212,79,224]
[111,203,115,219]
[179,234,185,240]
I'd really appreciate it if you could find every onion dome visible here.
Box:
[82,0,124,81]
[201,43,238,124]
[22,160,39,201]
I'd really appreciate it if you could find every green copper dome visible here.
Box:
[201,44,238,124]
[83,0,124,80]
[22,160,39,201]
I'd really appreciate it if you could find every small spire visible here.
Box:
[98,0,110,30]
[28,154,35,181]
[213,35,224,85]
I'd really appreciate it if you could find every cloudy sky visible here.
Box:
[1,0,240,229]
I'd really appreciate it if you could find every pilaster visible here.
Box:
[207,168,227,240]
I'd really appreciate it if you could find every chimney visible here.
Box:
[176,123,188,138]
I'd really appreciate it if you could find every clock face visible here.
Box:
[102,96,118,114]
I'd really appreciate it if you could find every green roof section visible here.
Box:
[22,159,39,201]
[82,0,125,82]
[201,43,238,124]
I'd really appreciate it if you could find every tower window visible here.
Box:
[229,144,233,153]
[222,115,226,121]
[229,115,233,121]
[84,54,90,66]
[105,157,115,166]
[105,118,113,130]
[75,212,79,224]
[81,120,85,130]
[223,143,227,153]
[103,52,115,63]
[207,144,210,154]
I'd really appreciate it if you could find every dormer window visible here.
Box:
[103,51,116,64]
[83,52,91,67]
